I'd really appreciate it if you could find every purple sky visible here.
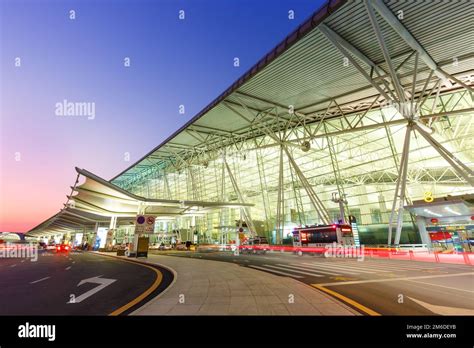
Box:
[0,0,324,232]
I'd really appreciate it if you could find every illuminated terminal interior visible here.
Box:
[27,0,474,251]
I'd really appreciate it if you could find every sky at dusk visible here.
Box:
[0,0,325,232]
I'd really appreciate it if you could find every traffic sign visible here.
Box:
[134,215,156,234]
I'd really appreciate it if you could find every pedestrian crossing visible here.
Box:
[247,260,451,279]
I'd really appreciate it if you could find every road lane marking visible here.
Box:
[312,284,380,316]
[300,262,380,273]
[30,277,51,284]
[68,276,117,303]
[305,261,435,273]
[403,280,473,301]
[294,263,361,275]
[72,261,76,264]
[65,266,71,270]
[10,264,17,267]
[276,263,341,276]
[107,259,163,316]
[300,262,376,274]
[247,265,304,278]
[21,260,25,263]
[263,264,323,277]
[407,296,474,315]
[314,271,474,287]
[350,263,432,271]
[406,279,474,294]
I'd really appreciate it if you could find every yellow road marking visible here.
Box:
[329,276,357,281]
[92,254,163,316]
[312,284,380,316]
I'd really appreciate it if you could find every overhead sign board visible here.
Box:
[134,215,156,234]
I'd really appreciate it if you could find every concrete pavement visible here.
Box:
[152,250,474,315]
[99,252,358,315]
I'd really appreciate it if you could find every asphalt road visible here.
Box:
[0,250,173,315]
[152,249,474,315]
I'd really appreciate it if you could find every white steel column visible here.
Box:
[415,216,432,249]
[282,145,331,225]
[388,123,413,245]
[223,159,257,237]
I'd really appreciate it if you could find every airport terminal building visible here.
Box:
[27,0,474,251]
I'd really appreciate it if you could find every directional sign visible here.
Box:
[67,275,116,304]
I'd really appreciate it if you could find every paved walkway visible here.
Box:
[99,252,357,315]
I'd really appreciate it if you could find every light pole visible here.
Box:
[331,192,347,224]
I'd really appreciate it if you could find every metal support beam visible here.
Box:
[282,145,331,225]
[364,0,406,104]
[319,24,393,103]
[388,123,413,245]
[324,123,350,221]
[413,123,474,186]
[370,0,473,94]
[223,159,257,237]
[275,146,285,244]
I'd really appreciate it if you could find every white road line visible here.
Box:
[30,276,51,284]
[315,271,474,287]
[293,263,362,275]
[248,265,304,278]
[72,261,76,264]
[352,262,434,271]
[331,262,422,272]
[21,260,25,263]
[65,266,71,270]
[300,262,377,274]
[363,261,447,270]
[403,281,474,301]
[277,263,341,276]
[406,279,474,294]
[407,296,474,316]
[322,261,421,272]
[263,264,323,277]
[10,264,17,268]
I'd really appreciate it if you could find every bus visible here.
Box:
[292,224,355,255]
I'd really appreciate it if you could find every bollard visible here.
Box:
[434,251,440,263]
[462,252,472,265]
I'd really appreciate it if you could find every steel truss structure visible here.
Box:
[28,0,474,244]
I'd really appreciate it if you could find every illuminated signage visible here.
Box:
[423,191,434,203]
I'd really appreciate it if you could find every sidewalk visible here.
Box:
[99,252,358,315]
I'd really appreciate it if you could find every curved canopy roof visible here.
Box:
[27,167,253,237]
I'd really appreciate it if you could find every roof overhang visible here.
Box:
[110,0,474,187]
[406,194,474,222]
[26,168,253,237]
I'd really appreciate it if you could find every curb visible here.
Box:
[92,252,178,314]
